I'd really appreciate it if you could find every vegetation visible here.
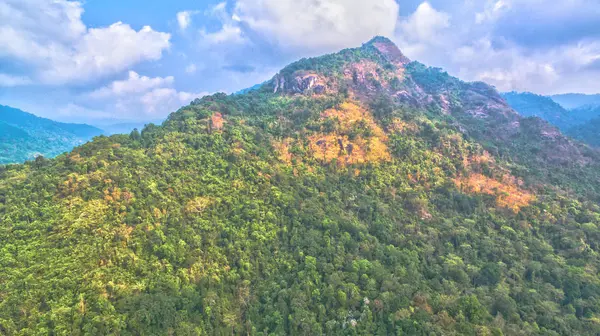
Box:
[567,111,600,147]
[0,105,103,164]
[2,37,600,335]
[502,92,575,130]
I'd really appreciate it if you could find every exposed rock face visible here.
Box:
[292,72,325,94]
[272,71,326,94]
[273,75,286,93]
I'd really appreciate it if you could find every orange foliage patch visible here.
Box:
[211,112,224,130]
[455,173,534,212]
[273,102,391,166]
[310,102,391,164]
[470,151,494,165]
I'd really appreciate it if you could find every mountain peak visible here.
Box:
[363,36,410,65]
[270,36,411,95]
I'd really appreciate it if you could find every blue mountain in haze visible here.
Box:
[0,105,104,164]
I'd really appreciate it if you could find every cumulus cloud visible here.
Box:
[199,0,398,53]
[475,0,510,24]
[177,11,199,31]
[200,24,246,45]
[83,72,208,120]
[394,1,600,94]
[395,2,452,60]
[89,71,174,99]
[491,0,600,48]
[0,0,171,85]
[139,88,203,114]
[198,2,246,45]
[399,2,450,43]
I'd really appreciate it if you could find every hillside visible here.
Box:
[2,37,600,335]
[501,92,576,130]
[0,105,104,164]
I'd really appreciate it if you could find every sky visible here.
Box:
[1,0,599,125]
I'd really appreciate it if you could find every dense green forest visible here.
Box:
[3,37,600,335]
[0,105,103,164]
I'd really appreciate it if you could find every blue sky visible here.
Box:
[1,0,599,124]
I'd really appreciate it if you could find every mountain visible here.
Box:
[0,105,104,164]
[3,37,600,335]
[565,105,600,147]
[567,116,600,147]
[501,91,576,130]
[502,93,600,148]
[570,104,600,124]
[551,93,600,110]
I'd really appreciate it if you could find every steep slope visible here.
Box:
[0,105,104,164]
[502,92,576,130]
[2,37,600,335]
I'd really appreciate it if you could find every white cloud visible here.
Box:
[0,74,32,87]
[201,0,399,52]
[177,10,199,30]
[198,2,246,45]
[201,24,246,45]
[394,2,454,66]
[82,72,208,120]
[450,38,561,92]
[475,0,510,24]
[89,71,174,99]
[0,0,171,85]
[185,64,198,74]
[139,88,204,114]
[399,2,450,43]
[394,1,600,94]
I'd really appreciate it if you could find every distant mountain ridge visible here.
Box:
[501,91,576,130]
[565,105,600,147]
[551,93,600,110]
[0,105,103,164]
[502,92,600,148]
